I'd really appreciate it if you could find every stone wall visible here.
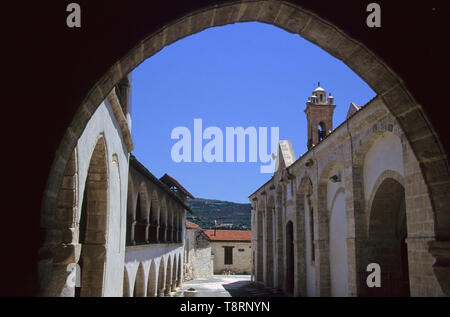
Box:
[211,241,251,274]
[184,228,213,280]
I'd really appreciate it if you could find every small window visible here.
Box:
[238,249,245,252]
[224,246,233,265]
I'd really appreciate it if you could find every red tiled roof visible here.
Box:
[203,229,251,242]
[186,220,200,229]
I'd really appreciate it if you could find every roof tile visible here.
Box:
[203,229,251,242]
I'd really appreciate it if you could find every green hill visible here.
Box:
[186,198,251,230]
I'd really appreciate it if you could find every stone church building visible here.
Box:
[249,84,444,297]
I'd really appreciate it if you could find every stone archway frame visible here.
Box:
[348,120,408,296]
[41,0,449,292]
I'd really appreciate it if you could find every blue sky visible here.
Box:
[131,22,375,203]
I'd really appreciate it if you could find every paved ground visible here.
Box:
[176,275,285,297]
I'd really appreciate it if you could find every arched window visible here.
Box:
[135,194,146,244]
[318,122,326,142]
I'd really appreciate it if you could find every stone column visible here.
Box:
[40,241,82,297]
[294,191,306,297]
[275,188,285,290]
[131,220,137,245]
[256,204,264,282]
[145,222,150,244]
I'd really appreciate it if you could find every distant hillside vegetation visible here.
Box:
[186,198,251,230]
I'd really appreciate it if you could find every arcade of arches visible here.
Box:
[38,0,450,297]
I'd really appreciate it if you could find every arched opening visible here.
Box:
[157,258,165,297]
[134,183,149,245]
[172,254,178,291]
[177,255,182,287]
[123,267,130,297]
[318,122,326,142]
[365,178,409,297]
[134,194,146,244]
[147,260,157,297]
[165,256,172,296]
[167,204,174,243]
[149,191,159,243]
[76,136,108,297]
[286,220,294,295]
[329,187,348,296]
[126,177,135,246]
[265,197,275,287]
[134,263,146,297]
[159,202,168,243]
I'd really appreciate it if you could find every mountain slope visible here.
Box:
[186,198,251,230]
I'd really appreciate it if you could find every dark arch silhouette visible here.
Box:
[364,178,410,297]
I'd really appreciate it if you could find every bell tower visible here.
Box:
[304,82,336,150]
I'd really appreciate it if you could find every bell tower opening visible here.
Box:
[305,82,336,150]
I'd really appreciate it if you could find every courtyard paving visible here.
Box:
[176,275,286,297]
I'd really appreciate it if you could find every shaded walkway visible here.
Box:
[177,275,285,297]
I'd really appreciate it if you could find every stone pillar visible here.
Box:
[265,207,275,287]
[293,182,307,297]
[145,223,150,244]
[256,207,264,282]
[275,188,285,290]
[131,220,137,245]
[428,241,450,296]
[40,242,82,297]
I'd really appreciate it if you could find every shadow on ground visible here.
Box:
[222,280,286,297]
